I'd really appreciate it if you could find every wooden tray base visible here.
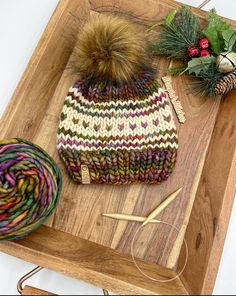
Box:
[0,0,236,295]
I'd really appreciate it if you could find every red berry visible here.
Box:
[200,49,210,57]
[188,46,200,58]
[199,38,209,50]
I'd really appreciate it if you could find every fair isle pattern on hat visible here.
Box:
[57,74,178,185]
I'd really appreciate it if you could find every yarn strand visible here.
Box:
[131,221,188,283]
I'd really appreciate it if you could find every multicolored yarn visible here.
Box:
[57,74,178,185]
[0,139,62,240]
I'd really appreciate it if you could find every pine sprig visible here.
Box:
[149,6,235,97]
[191,63,225,96]
[151,6,201,60]
[167,65,187,75]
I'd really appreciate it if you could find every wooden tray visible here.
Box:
[0,0,236,294]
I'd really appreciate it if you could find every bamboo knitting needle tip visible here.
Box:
[102,213,161,223]
[142,187,183,227]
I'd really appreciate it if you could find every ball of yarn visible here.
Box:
[0,138,62,240]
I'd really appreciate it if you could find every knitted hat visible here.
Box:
[57,15,178,185]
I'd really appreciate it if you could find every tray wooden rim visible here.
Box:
[0,0,236,295]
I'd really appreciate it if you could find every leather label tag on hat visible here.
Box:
[81,165,91,184]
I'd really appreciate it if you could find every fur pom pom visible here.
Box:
[72,14,153,85]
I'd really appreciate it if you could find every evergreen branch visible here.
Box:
[167,65,187,75]
[191,63,224,96]
[151,6,201,60]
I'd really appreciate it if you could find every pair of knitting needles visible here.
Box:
[103,187,182,226]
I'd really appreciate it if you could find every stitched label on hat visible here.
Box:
[81,165,91,184]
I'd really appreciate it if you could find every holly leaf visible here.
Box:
[222,28,236,51]
[207,9,230,32]
[203,27,222,54]
[186,56,216,77]
[166,9,177,26]
[203,9,230,54]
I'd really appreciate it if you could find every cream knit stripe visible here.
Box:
[58,121,176,137]
[57,141,178,151]
[59,110,176,138]
[64,96,169,116]
[57,131,178,144]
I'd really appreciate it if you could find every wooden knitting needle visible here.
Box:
[102,213,161,223]
[142,187,182,227]
[103,187,183,224]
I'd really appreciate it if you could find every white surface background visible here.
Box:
[0,0,235,295]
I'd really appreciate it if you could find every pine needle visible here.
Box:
[151,6,201,60]
[191,63,224,96]
[167,65,187,75]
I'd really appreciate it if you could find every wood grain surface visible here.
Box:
[0,0,236,295]
[0,226,187,295]
[0,0,221,268]
[179,90,236,295]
